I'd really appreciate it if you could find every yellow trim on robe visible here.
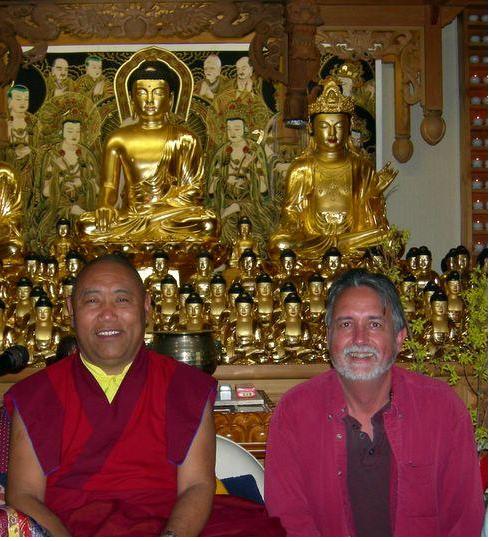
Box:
[215,478,229,495]
[80,355,132,403]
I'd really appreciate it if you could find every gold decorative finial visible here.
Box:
[332,61,363,83]
[308,76,356,116]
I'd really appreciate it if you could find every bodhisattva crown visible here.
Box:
[308,76,356,116]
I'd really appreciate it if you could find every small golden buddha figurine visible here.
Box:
[9,277,34,331]
[237,248,259,296]
[26,296,63,365]
[62,250,84,281]
[319,246,344,291]
[176,282,194,328]
[49,218,74,274]
[275,280,298,314]
[254,272,277,327]
[415,246,440,292]
[456,245,472,286]
[444,271,464,328]
[271,292,313,364]
[144,299,158,344]
[23,252,40,286]
[159,274,179,330]
[184,292,209,332]
[78,58,218,246]
[273,249,305,297]
[424,290,456,359]
[226,281,245,324]
[440,248,459,289]
[30,285,47,311]
[206,273,229,331]
[144,250,170,303]
[404,247,418,277]
[55,276,76,331]
[400,274,418,321]
[0,299,15,352]
[0,161,24,265]
[190,250,214,301]
[422,281,440,319]
[42,257,59,301]
[303,273,326,324]
[222,292,264,365]
[268,77,397,261]
[362,246,385,273]
[229,216,259,268]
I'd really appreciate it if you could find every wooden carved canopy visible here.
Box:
[0,0,464,162]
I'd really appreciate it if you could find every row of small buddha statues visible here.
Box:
[0,230,484,366]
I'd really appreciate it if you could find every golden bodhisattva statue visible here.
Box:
[78,57,218,248]
[273,249,305,298]
[49,219,75,274]
[455,245,472,286]
[0,299,15,352]
[422,281,440,319]
[183,293,209,332]
[440,248,459,289]
[229,217,258,268]
[269,77,397,261]
[237,249,259,296]
[190,251,214,301]
[319,246,344,291]
[404,247,419,281]
[176,283,194,328]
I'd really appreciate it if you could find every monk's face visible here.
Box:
[312,113,350,151]
[133,79,171,119]
[69,261,150,374]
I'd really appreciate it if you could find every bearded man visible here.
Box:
[265,268,484,536]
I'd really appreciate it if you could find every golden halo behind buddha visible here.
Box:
[308,76,356,116]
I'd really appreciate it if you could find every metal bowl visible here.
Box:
[151,329,218,375]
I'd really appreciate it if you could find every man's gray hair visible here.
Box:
[326,268,408,334]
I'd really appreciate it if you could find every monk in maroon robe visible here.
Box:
[5,254,283,536]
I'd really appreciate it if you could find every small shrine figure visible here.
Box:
[159,274,179,331]
[440,248,459,289]
[43,257,59,301]
[29,285,48,321]
[23,252,41,286]
[456,245,472,286]
[404,247,418,277]
[275,281,298,321]
[143,250,170,303]
[222,293,264,365]
[176,283,194,328]
[184,292,209,332]
[62,250,84,281]
[254,273,277,328]
[424,291,456,359]
[422,281,440,320]
[226,281,245,324]
[319,247,344,291]
[362,246,384,273]
[414,246,440,292]
[206,274,229,331]
[26,296,63,365]
[444,271,464,329]
[55,276,76,331]
[0,299,15,352]
[274,249,305,297]
[9,277,34,332]
[399,274,418,321]
[237,249,259,296]
[190,250,214,301]
[49,219,74,274]
[271,292,313,364]
[303,273,326,325]
[229,217,259,268]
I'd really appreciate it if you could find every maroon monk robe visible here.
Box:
[5,346,284,536]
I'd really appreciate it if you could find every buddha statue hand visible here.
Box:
[94,207,119,232]
[377,162,397,191]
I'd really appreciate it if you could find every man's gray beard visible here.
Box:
[331,345,398,381]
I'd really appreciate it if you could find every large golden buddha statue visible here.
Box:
[269,77,397,261]
[78,50,218,249]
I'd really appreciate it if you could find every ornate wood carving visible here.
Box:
[0,2,285,85]
[316,27,426,162]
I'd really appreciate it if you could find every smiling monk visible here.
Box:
[5,254,283,536]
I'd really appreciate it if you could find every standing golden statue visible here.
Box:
[78,49,218,250]
[269,77,397,261]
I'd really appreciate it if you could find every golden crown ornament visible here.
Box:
[308,76,356,116]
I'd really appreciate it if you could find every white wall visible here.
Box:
[382,19,461,272]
